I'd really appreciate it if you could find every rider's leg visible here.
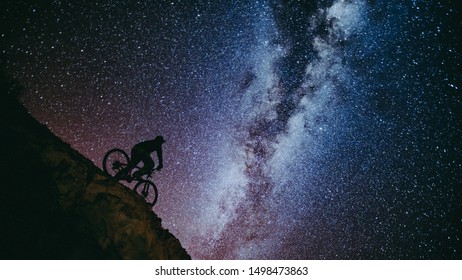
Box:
[135,156,154,177]
[144,156,154,171]
[116,149,141,180]
[116,162,135,180]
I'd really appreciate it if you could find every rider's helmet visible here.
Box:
[155,135,166,144]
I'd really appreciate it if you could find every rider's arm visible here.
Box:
[156,147,163,170]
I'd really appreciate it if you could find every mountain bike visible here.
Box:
[102,148,158,206]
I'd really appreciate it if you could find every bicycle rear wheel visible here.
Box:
[103,148,129,177]
[134,180,158,206]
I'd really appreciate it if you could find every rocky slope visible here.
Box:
[0,78,190,259]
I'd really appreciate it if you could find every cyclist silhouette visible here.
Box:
[118,135,166,180]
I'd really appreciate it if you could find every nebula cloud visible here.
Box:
[190,0,369,259]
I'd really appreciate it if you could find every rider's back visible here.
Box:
[133,140,159,153]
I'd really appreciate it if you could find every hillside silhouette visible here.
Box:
[0,69,190,259]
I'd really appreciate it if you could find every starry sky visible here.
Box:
[1,0,461,259]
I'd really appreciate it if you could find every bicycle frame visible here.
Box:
[112,160,155,182]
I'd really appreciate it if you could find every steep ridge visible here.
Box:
[0,83,190,259]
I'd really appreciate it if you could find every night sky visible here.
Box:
[1,0,461,259]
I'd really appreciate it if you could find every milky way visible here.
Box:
[1,0,461,259]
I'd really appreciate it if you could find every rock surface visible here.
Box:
[0,79,190,259]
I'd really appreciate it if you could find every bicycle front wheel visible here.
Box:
[103,148,129,177]
[134,180,158,206]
